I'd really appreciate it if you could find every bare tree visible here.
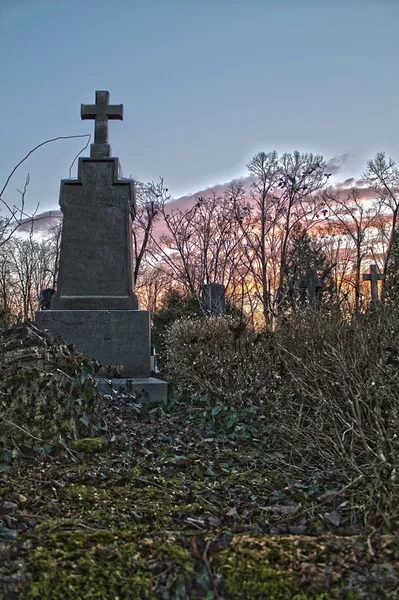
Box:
[322,188,382,312]
[233,151,330,325]
[135,259,173,312]
[149,183,247,307]
[4,229,59,321]
[364,152,399,297]
[132,177,167,285]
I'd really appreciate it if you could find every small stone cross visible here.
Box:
[81,91,123,158]
[363,264,385,309]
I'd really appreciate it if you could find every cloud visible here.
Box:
[325,152,352,175]
[332,177,356,191]
[17,210,62,234]
[19,171,377,240]
[166,176,250,212]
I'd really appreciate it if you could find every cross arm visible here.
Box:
[80,104,123,120]
[363,272,385,281]
[107,105,124,120]
[81,104,97,119]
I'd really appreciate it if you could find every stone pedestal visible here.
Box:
[35,310,151,377]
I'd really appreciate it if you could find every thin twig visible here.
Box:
[69,135,91,177]
[49,521,108,532]
[203,540,220,600]
[0,134,91,202]
[1,418,44,442]
[0,133,91,220]
[56,368,74,380]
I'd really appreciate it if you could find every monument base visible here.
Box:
[35,309,151,377]
[95,377,168,404]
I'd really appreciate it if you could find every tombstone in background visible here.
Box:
[35,91,167,402]
[202,283,226,315]
[39,288,55,310]
[363,264,385,309]
[297,269,324,307]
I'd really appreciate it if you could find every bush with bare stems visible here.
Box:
[166,306,399,519]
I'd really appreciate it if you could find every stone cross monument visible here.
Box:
[35,91,166,401]
[81,90,123,159]
[363,264,385,309]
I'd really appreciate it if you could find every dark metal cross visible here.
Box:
[363,264,385,309]
[81,91,123,157]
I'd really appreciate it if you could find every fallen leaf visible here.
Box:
[324,510,341,526]
[288,525,307,534]
[0,501,18,511]
[202,512,222,527]
[12,493,27,504]
[264,504,301,515]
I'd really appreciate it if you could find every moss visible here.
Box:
[24,530,194,600]
[43,482,179,530]
[219,536,295,599]
[218,536,361,600]
[70,438,105,453]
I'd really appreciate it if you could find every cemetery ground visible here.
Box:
[1,312,399,599]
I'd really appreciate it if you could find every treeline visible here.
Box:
[136,150,399,324]
[1,150,399,326]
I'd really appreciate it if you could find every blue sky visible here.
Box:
[1,0,398,216]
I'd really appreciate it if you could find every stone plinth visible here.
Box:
[35,310,151,377]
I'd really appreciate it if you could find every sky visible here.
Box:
[1,0,398,218]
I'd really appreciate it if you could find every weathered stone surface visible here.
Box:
[35,310,151,377]
[51,158,138,310]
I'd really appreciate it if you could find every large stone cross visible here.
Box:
[363,264,385,309]
[81,91,123,158]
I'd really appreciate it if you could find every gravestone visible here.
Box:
[363,264,385,309]
[297,269,324,306]
[202,283,226,315]
[39,288,55,310]
[35,91,167,402]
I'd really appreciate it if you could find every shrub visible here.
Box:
[272,308,399,489]
[165,307,399,513]
[0,322,100,446]
[152,290,203,372]
[165,315,276,412]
